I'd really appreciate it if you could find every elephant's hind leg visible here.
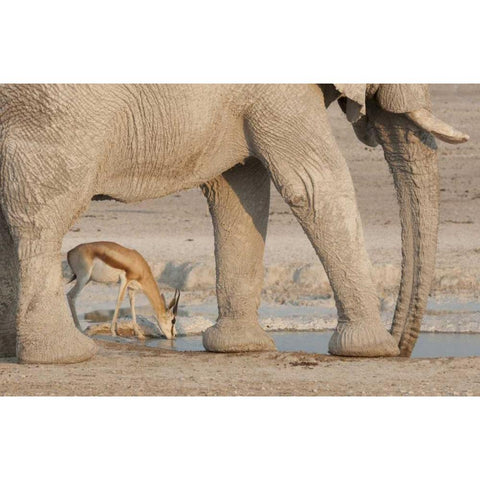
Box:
[13,235,98,364]
[0,208,18,357]
[0,150,97,364]
[201,158,275,352]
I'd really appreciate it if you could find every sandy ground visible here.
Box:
[1,341,480,396]
[3,84,480,396]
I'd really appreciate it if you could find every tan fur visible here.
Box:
[66,241,179,340]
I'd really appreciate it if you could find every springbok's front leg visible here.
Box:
[111,277,128,337]
[128,288,145,340]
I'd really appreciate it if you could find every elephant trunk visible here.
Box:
[370,102,440,356]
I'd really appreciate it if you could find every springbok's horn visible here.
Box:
[174,289,180,314]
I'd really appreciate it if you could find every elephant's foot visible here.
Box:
[17,321,97,364]
[203,318,276,352]
[328,321,400,357]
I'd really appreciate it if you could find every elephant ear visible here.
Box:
[374,84,432,113]
[332,84,367,123]
[330,84,432,118]
[375,84,468,144]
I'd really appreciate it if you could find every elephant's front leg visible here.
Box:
[201,158,275,352]
[246,99,399,357]
[273,166,398,356]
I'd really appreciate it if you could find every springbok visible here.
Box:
[66,241,180,340]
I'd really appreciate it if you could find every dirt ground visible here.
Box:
[1,340,479,396]
[3,84,480,396]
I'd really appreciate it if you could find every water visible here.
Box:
[83,292,480,357]
[80,296,480,335]
[143,331,480,358]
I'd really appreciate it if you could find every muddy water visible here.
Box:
[138,332,480,358]
[83,291,480,357]
[81,297,480,335]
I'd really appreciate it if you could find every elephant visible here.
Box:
[0,84,468,364]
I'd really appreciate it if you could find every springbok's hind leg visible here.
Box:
[67,277,90,330]
[201,158,275,352]
[66,249,92,330]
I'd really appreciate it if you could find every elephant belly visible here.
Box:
[98,141,248,202]
[90,258,124,284]
[94,86,249,203]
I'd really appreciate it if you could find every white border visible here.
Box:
[1,397,479,479]
[1,1,479,478]
[1,1,479,82]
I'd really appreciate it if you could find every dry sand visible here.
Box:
[2,84,480,396]
[1,341,479,396]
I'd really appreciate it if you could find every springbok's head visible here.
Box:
[157,289,181,339]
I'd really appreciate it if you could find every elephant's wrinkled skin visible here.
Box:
[0,84,468,363]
